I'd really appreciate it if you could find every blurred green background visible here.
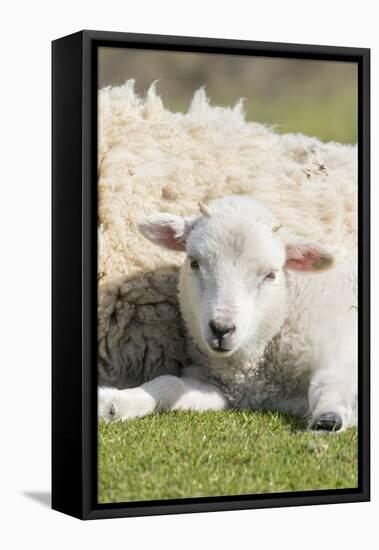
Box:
[99,48,357,144]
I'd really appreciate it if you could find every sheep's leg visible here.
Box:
[307,364,357,432]
[98,375,228,422]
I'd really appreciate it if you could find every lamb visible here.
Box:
[99,194,357,431]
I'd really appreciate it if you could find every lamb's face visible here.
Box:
[183,217,286,356]
[138,195,335,358]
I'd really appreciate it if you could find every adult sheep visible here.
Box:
[98,81,357,431]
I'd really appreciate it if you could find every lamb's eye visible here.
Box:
[190,259,199,270]
[264,271,276,281]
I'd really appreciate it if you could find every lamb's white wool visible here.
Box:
[98,82,357,430]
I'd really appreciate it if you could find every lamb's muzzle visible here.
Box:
[208,319,236,352]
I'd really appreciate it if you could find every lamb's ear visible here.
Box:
[138,213,197,251]
[285,243,335,272]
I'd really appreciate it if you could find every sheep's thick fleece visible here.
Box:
[98,81,357,400]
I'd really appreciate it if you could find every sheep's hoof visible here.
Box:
[311,412,342,432]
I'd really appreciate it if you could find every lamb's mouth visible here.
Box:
[213,349,231,355]
[206,341,236,356]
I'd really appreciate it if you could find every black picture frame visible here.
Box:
[52,30,370,520]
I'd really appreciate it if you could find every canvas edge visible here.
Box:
[52,30,370,521]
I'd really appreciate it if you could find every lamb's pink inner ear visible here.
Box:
[285,244,335,272]
[138,214,195,251]
[152,225,187,251]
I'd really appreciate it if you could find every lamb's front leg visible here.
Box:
[308,364,357,432]
[99,374,228,422]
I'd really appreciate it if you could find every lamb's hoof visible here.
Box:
[311,412,342,432]
[98,388,121,422]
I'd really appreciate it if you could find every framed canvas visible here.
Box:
[52,30,370,520]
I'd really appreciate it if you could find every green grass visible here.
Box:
[167,91,357,144]
[98,410,358,503]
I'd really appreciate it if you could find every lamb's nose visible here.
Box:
[209,320,236,339]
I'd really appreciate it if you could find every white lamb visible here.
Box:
[99,194,357,431]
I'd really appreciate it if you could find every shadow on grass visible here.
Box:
[234,408,308,433]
